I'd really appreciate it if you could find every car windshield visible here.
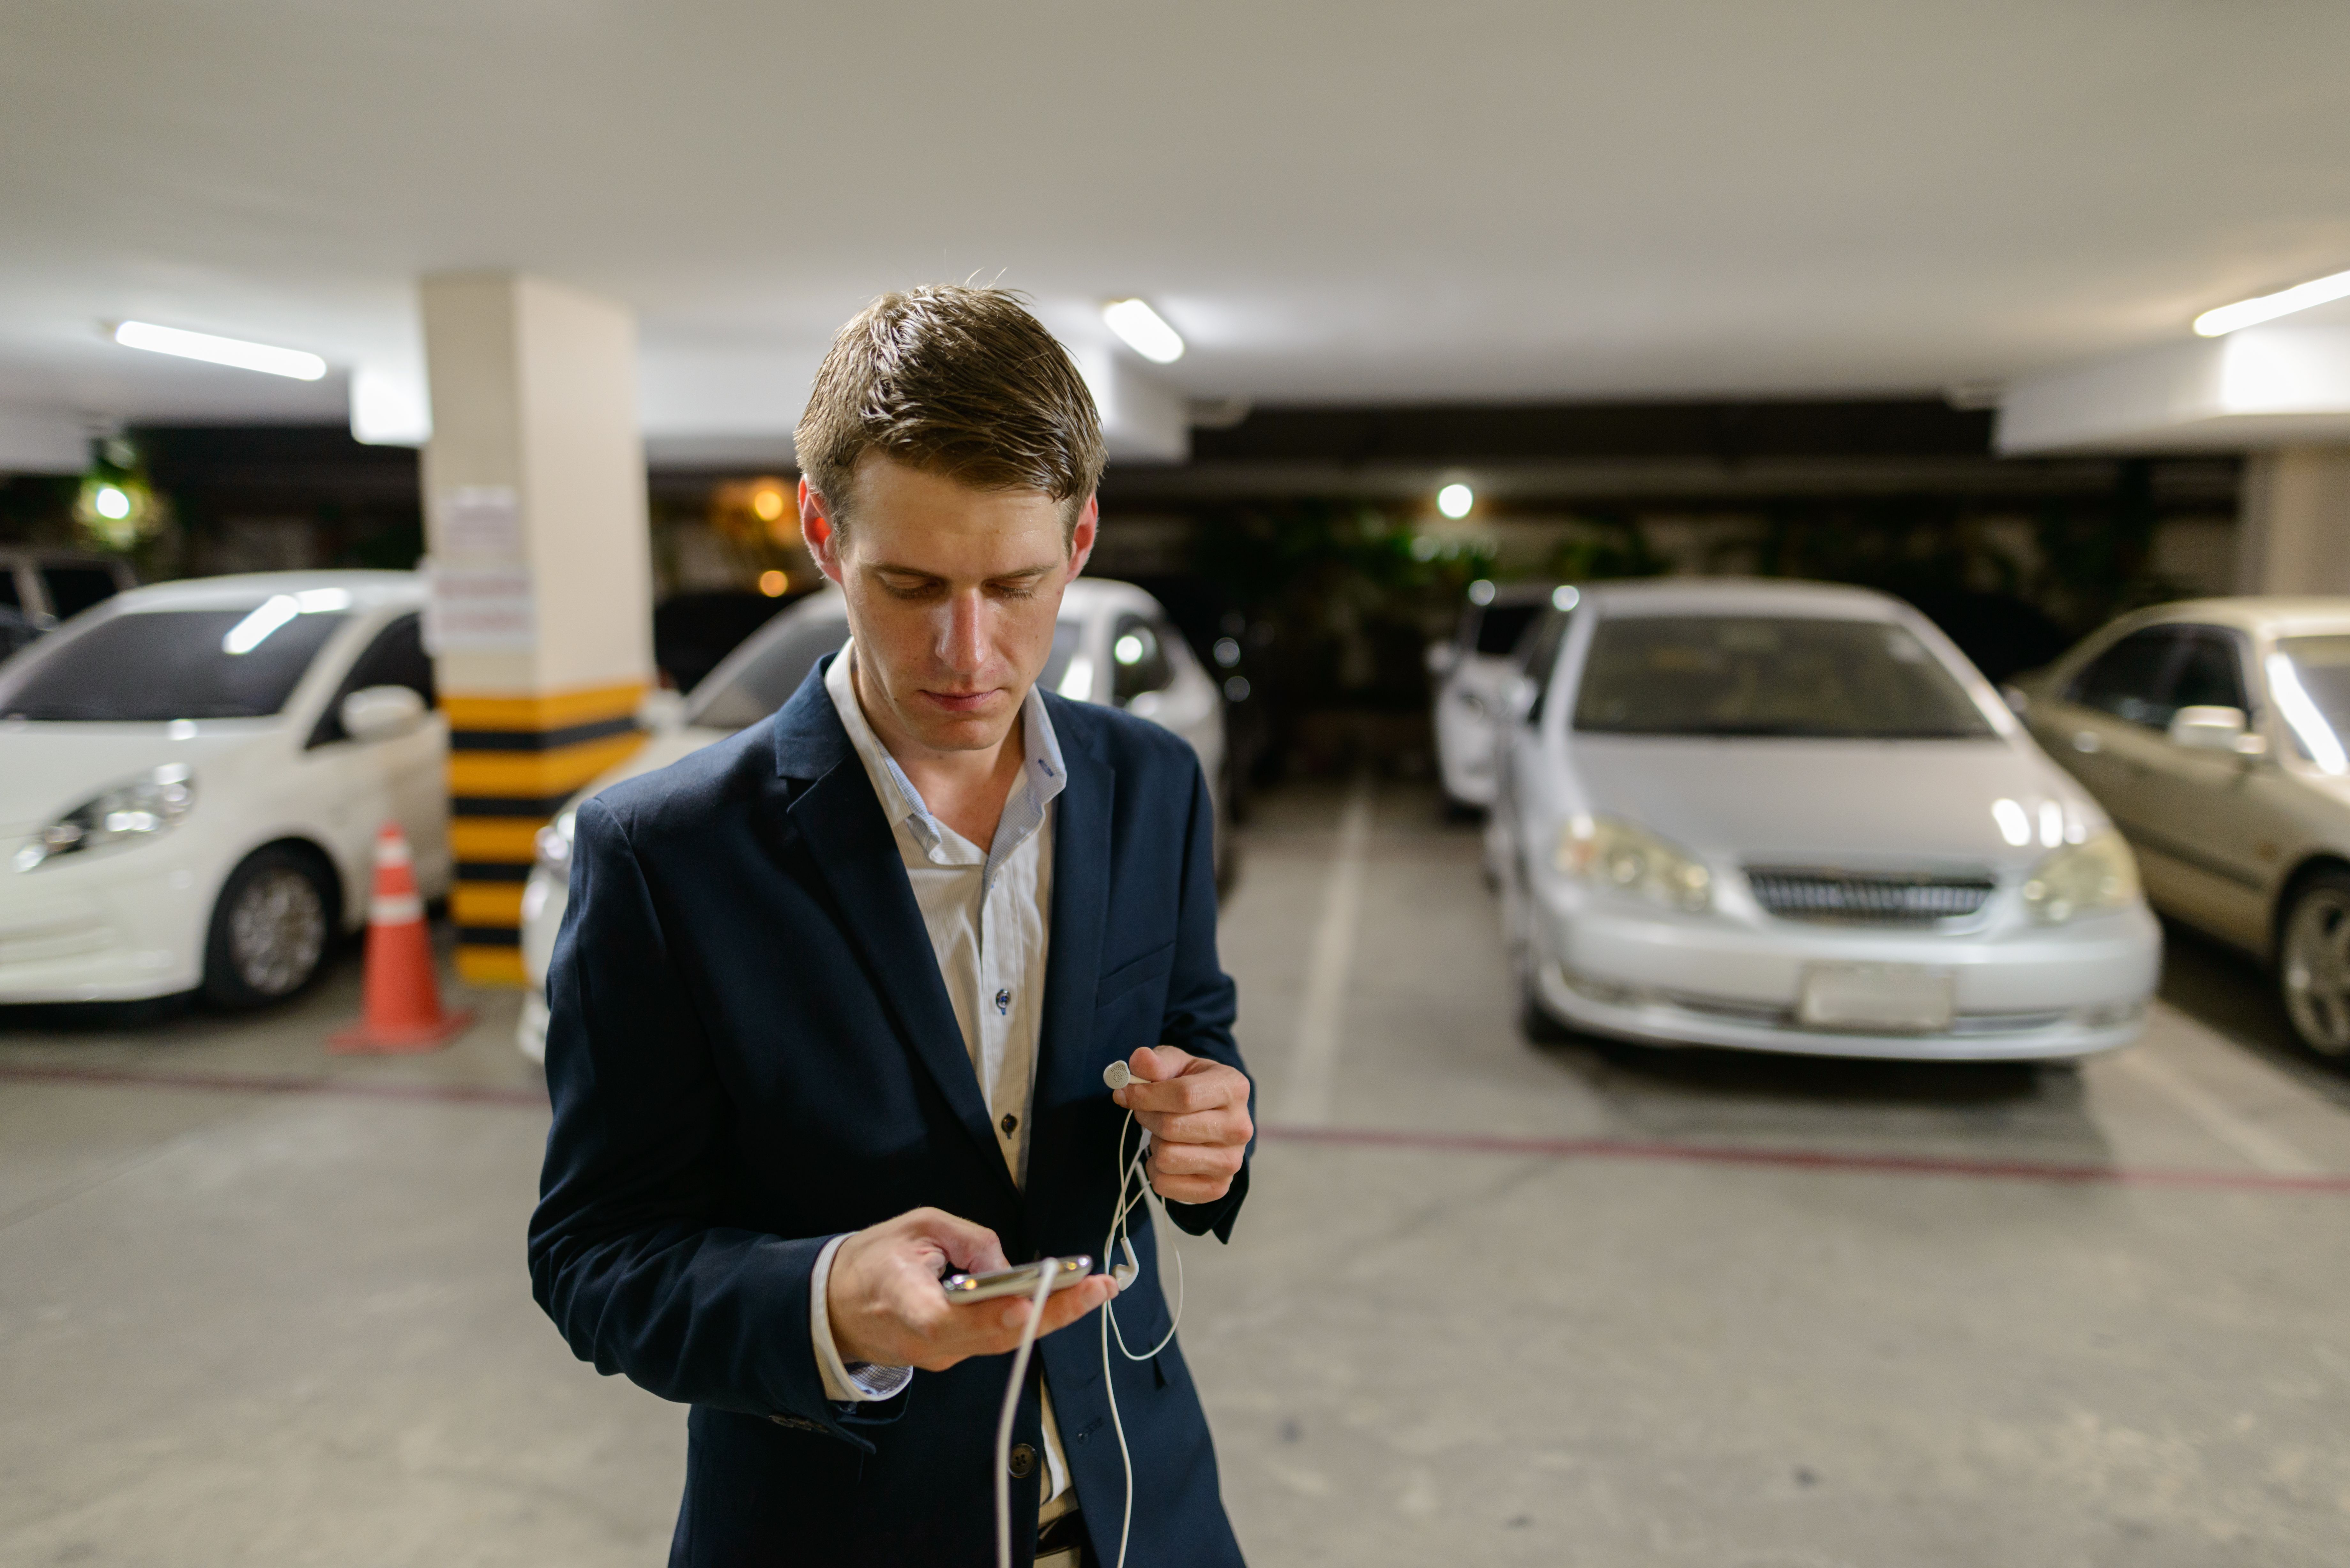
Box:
[0,607,349,721]
[686,612,850,730]
[1573,614,1995,739]
[1474,602,1545,657]
[2268,634,2350,772]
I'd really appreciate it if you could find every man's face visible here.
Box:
[802,456,1096,757]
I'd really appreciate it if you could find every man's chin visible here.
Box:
[904,702,1018,753]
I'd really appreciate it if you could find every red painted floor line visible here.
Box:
[1259,1123,2350,1194]
[5,1062,2344,1194]
[0,1061,546,1108]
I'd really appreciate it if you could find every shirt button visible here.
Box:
[1001,1113,1018,1135]
[1009,1443,1037,1479]
[995,988,1011,1015]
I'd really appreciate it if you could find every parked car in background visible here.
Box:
[1491,578,2158,1061]
[517,578,1227,1059]
[1430,579,1559,810]
[1,549,136,634]
[0,571,445,1007]
[2013,596,2350,1057]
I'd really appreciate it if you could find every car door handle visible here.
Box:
[2072,730,2102,754]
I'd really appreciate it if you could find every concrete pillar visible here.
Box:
[419,273,652,985]
[2236,447,2350,596]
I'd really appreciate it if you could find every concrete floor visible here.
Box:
[4,781,2348,1566]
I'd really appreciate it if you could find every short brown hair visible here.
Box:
[795,285,1105,539]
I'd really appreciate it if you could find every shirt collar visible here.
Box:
[823,641,1068,871]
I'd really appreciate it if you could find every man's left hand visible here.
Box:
[1111,1045,1253,1204]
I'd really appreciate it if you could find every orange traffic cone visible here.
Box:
[330,823,475,1054]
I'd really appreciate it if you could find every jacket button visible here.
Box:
[1009,1443,1037,1479]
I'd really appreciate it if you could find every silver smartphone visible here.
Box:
[939,1255,1094,1304]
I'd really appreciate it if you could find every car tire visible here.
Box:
[2278,868,2350,1057]
[203,845,336,1009]
[1518,979,1574,1045]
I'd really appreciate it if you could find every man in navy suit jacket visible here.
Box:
[529,286,1255,1567]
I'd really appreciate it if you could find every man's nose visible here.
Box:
[937,591,988,673]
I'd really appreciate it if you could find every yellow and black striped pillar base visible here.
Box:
[446,683,647,985]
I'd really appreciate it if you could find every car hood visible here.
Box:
[1566,735,2087,872]
[0,721,281,838]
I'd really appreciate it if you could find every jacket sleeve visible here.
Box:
[526,795,900,1446]
[1157,750,1256,1243]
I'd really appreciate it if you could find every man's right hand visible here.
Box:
[826,1207,1118,1372]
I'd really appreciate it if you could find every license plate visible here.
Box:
[1797,963,1955,1033]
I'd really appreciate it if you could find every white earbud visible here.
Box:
[1102,1060,1133,1091]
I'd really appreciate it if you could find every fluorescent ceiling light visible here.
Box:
[2193,268,2350,337]
[112,320,328,380]
[1102,298,1184,364]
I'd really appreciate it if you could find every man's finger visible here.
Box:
[906,1209,1007,1274]
[1149,1140,1244,1179]
[1133,1105,1251,1145]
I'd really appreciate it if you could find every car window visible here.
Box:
[685,612,849,730]
[2066,627,2185,729]
[1473,602,1545,658]
[0,568,20,609]
[2268,634,2350,771]
[309,613,436,746]
[1040,619,1089,699]
[2167,627,2249,715]
[1519,609,1574,723]
[41,566,123,620]
[0,608,348,721]
[1573,615,1994,739]
[1110,614,1176,707]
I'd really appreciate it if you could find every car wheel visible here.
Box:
[203,846,334,1009]
[2279,871,2350,1056]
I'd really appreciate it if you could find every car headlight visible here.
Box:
[2021,830,2140,924]
[13,765,197,873]
[1555,813,1713,912]
[534,809,576,880]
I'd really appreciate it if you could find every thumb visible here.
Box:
[1127,1044,1191,1083]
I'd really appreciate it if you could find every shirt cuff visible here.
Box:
[809,1234,916,1404]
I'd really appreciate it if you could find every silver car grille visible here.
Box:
[1744,867,1996,923]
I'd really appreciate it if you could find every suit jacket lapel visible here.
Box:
[774,659,1011,1189]
[1035,699,1114,1122]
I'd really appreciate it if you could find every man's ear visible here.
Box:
[800,478,846,586]
[1066,494,1100,580]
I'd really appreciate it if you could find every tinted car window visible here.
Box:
[1520,609,1574,723]
[309,613,436,746]
[686,612,849,730]
[1110,614,1176,707]
[1473,602,1545,657]
[0,609,347,721]
[42,566,122,620]
[1574,615,1993,738]
[2066,628,2184,729]
[2168,628,2248,713]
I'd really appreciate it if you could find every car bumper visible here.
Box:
[0,840,220,1002]
[1527,886,2160,1061]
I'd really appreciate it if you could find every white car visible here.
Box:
[0,571,447,1006]
[1491,578,2159,1062]
[1429,579,1560,810]
[2015,596,2350,1057]
[518,578,1226,1060]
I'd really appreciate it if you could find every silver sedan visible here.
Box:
[1491,578,2160,1061]
[2015,595,2350,1058]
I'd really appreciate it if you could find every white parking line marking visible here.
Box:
[2117,1044,2323,1177]
[1281,776,1375,1127]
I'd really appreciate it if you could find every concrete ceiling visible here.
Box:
[6,1,2350,461]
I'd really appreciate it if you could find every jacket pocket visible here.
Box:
[1094,939,1176,1009]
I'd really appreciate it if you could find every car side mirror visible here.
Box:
[1425,641,1459,677]
[1507,674,1539,725]
[2168,704,2255,754]
[341,684,426,743]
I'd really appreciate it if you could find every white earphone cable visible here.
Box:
[995,1261,1061,1568]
